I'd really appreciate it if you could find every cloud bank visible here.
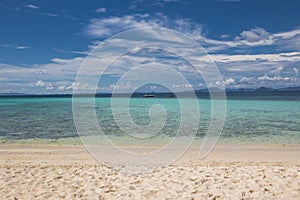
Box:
[1,13,300,93]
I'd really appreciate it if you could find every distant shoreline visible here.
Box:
[0,90,300,100]
[1,86,300,97]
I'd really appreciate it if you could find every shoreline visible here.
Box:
[1,143,299,164]
[1,136,300,146]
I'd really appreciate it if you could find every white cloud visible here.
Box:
[54,48,88,55]
[172,83,193,89]
[224,78,235,85]
[2,14,300,93]
[35,80,46,87]
[220,34,231,39]
[110,82,132,90]
[270,66,284,74]
[274,29,300,39]
[42,12,58,17]
[85,14,300,53]
[46,86,54,90]
[198,52,300,63]
[0,44,30,50]
[174,18,203,39]
[209,78,235,88]
[25,4,39,9]
[57,86,66,91]
[17,46,30,49]
[96,8,106,13]
[198,27,275,49]
[203,27,300,51]
[237,27,270,42]
[57,82,97,91]
[85,13,205,43]
[0,56,85,93]
[68,82,94,90]
[86,14,165,37]
[258,74,291,81]
[240,76,254,83]
[277,34,300,51]
[35,80,53,90]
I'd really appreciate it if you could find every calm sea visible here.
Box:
[0,92,299,144]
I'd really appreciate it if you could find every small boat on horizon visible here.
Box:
[143,94,155,98]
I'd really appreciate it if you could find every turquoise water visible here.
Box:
[0,96,299,144]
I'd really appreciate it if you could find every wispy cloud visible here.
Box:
[220,34,231,39]
[128,0,189,10]
[63,14,80,22]
[1,13,300,93]
[0,44,31,50]
[41,12,58,17]
[54,48,88,55]
[85,13,204,39]
[24,4,39,9]
[85,14,300,53]
[82,15,300,90]
[85,14,165,37]
[2,2,61,19]
[0,56,83,93]
[96,8,106,13]
[199,52,300,63]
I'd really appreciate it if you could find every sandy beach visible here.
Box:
[0,144,299,199]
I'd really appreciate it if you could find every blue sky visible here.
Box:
[0,0,300,93]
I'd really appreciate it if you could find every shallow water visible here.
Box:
[0,95,299,144]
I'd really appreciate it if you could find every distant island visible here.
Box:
[1,86,300,99]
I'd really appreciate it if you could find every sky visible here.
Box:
[0,0,300,94]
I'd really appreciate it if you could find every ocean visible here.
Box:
[0,92,299,145]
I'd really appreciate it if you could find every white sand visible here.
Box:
[0,144,299,199]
